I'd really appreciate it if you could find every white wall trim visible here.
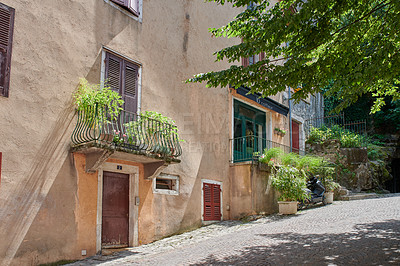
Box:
[152,173,179,195]
[96,163,139,253]
[201,179,223,223]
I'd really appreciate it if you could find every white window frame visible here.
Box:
[103,0,143,23]
[153,173,180,195]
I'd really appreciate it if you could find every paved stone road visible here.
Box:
[71,195,400,265]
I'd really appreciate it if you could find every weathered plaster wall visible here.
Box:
[13,156,78,265]
[229,163,278,219]
[229,163,253,219]
[0,0,288,264]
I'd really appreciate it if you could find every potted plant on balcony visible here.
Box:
[271,165,309,214]
[73,78,123,121]
[73,78,124,141]
[274,127,286,137]
[124,111,182,156]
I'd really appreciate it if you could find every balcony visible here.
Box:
[230,135,304,163]
[71,105,182,173]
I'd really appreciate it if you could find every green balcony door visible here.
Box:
[233,100,266,162]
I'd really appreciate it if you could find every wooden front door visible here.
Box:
[203,182,221,221]
[102,171,129,248]
[292,120,300,153]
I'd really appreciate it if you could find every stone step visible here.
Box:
[340,193,379,201]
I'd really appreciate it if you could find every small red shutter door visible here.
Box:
[203,183,212,221]
[0,3,14,97]
[292,120,300,152]
[122,62,138,114]
[213,184,221,220]
[203,183,221,221]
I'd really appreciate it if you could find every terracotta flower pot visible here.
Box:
[324,192,334,204]
[278,201,298,215]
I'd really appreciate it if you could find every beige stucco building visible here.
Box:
[0,0,318,265]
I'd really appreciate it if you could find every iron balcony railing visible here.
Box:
[230,135,305,163]
[71,105,182,158]
[304,114,367,148]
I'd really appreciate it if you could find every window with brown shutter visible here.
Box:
[0,3,14,98]
[110,0,139,16]
[105,52,139,114]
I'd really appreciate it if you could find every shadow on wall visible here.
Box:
[190,219,400,265]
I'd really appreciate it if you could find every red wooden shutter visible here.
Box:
[292,120,300,153]
[123,61,138,114]
[260,52,265,61]
[203,183,212,221]
[213,184,221,220]
[242,57,249,67]
[0,3,14,97]
[203,183,221,221]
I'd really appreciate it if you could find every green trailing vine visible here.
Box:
[73,78,124,122]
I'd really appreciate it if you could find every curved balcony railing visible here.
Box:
[71,105,182,158]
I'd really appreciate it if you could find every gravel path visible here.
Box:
[70,194,400,265]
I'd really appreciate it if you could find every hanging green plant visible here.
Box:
[72,78,124,122]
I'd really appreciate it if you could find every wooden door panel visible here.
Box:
[102,171,129,247]
[292,120,300,152]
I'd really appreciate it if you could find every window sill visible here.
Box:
[153,189,179,196]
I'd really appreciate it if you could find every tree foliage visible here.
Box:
[187,0,400,112]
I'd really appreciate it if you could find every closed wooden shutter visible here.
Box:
[242,57,249,67]
[123,62,138,114]
[0,3,14,97]
[203,182,221,221]
[105,52,138,114]
[105,53,122,93]
[213,184,221,220]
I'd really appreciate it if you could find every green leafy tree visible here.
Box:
[187,0,400,113]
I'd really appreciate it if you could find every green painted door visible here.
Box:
[233,100,266,162]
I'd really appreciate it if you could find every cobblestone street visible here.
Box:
[71,195,400,265]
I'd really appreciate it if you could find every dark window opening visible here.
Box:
[156,178,174,190]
